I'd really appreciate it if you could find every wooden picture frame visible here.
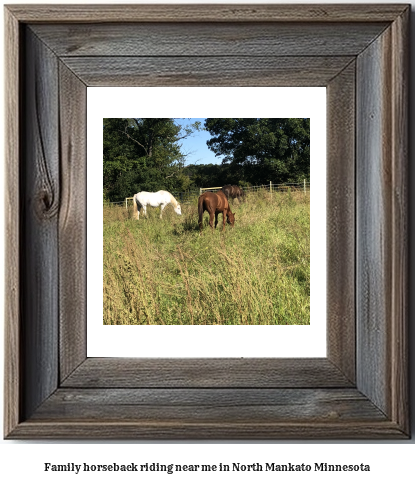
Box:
[4,4,409,439]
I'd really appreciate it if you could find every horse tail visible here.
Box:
[198,195,204,231]
[133,194,139,219]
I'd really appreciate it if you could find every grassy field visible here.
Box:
[103,190,310,325]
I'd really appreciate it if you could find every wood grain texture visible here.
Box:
[21,28,60,420]
[32,388,386,422]
[6,4,409,23]
[326,62,356,383]
[31,22,388,57]
[356,9,409,424]
[7,421,406,441]
[62,358,353,388]
[58,63,87,381]
[61,56,354,87]
[4,6,21,438]
[389,8,409,432]
[357,31,391,415]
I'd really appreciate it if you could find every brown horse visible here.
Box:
[221,184,245,203]
[198,190,235,233]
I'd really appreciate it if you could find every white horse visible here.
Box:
[132,190,182,220]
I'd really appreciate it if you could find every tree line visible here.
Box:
[103,118,310,202]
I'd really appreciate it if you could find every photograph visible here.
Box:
[103,117,311,326]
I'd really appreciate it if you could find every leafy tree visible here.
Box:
[204,118,310,184]
[103,118,200,201]
[184,163,240,189]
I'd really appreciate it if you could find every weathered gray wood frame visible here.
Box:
[4,4,409,439]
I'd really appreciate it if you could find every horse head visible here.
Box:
[227,211,235,227]
[175,204,182,215]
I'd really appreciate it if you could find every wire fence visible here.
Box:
[104,180,310,207]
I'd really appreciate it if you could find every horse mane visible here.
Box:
[168,191,179,208]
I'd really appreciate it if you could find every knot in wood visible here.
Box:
[36,188,59,219]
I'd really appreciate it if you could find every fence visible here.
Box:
[243,180,309,194]
[104,180,310,207]
[199,181,309,195]
[199,186,222,195]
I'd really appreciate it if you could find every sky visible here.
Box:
[174,118,222,166]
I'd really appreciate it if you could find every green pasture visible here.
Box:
[103,190,310,325]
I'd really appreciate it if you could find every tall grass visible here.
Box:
[103,190,310,325]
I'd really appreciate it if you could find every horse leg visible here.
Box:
[222,210,227,231]
[214,212,219,229]
[143,204,147,218]
[209,212,215,230]
[159,203,166,219]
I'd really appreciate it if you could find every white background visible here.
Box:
[1,1,414,486]
[88,86,326,357]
